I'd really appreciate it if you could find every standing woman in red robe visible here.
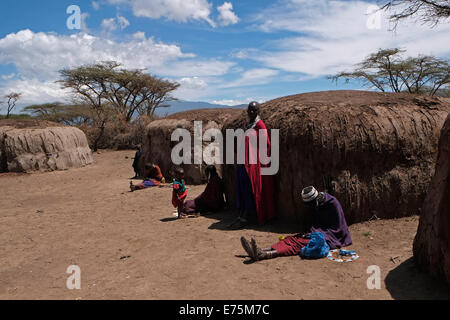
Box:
[228,101,276,229]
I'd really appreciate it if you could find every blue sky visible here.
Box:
[0,0,449,110]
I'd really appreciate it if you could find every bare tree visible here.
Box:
[330,48,450,96]
[2,92,22,118]
[381,0,450,28]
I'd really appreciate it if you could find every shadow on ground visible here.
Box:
[203,209,303,234]
[385,257,450,300]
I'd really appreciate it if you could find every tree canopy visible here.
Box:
[58,61,179,122]
[330,48,450,96]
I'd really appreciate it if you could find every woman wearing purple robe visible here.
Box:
[240,186,352,261]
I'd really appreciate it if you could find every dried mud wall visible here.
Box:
[0,125,93,173]
[222,91,450,224]
[413,114,450,283]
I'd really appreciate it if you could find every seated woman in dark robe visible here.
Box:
[130,163,165,192]
[183,165,226,216]
[240,186,352,261]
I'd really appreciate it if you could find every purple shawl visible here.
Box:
[306,193,352,249]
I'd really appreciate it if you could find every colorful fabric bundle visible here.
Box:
[299,232,330,259]
[327,249,359,263]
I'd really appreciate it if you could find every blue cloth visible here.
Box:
[142,180,158,188]
[299,232,330,259]
[235,164,256,211]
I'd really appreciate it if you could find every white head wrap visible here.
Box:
[301,186,319,203]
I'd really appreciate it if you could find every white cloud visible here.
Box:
[217,2,239,26]
[117,16,130,29]
[101,16,130,31]
[153,59,235,77]
[101,18,118,31]
[92,1,100,10]
[211,99,249,106]
[230,48,258,59]
[0,79,72,106]
[1,73,16,81]
[108,0,216,27]
[132,31,146,40]
[172,76,210,100]
[178,77,207,89]
[251,0,450,77]
[0,29,238,105]
[220,68,279,88]
[0,29,191,80]
[81,13,90,33]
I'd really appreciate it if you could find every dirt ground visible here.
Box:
[1,150,449,300]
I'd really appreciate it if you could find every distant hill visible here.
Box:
[155,100,246,116]
[15,100,246,119]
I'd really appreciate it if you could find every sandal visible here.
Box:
[240,237,256,260]
[251,238,265,261]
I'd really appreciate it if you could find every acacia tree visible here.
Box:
[59,62,115,151]
[381,0,450,27]
[330,48,450,96]
[106,67,179,121]
[59,61,180,150]
[60,61,179,118]
[2,92,22,118]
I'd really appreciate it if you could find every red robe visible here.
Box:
[244,120,276,225]
[183,175,224,214]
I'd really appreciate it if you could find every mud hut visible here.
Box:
[140,108,243,184]
[413,114,450,283]
[222,90,450,224]
[0,119,93,173]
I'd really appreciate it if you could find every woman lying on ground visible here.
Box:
[183,165,226,216]
[240,186,352,261]
[130,163,165,192]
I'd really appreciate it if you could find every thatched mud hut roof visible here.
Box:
[141,108,242,184]
[0,119,93,173]
[222,90,450,224]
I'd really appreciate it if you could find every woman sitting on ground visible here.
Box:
[183,165,226,216]
[240,186,352,261]
[130,163,165,192]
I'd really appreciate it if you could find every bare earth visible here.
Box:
[1,150,449,300]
